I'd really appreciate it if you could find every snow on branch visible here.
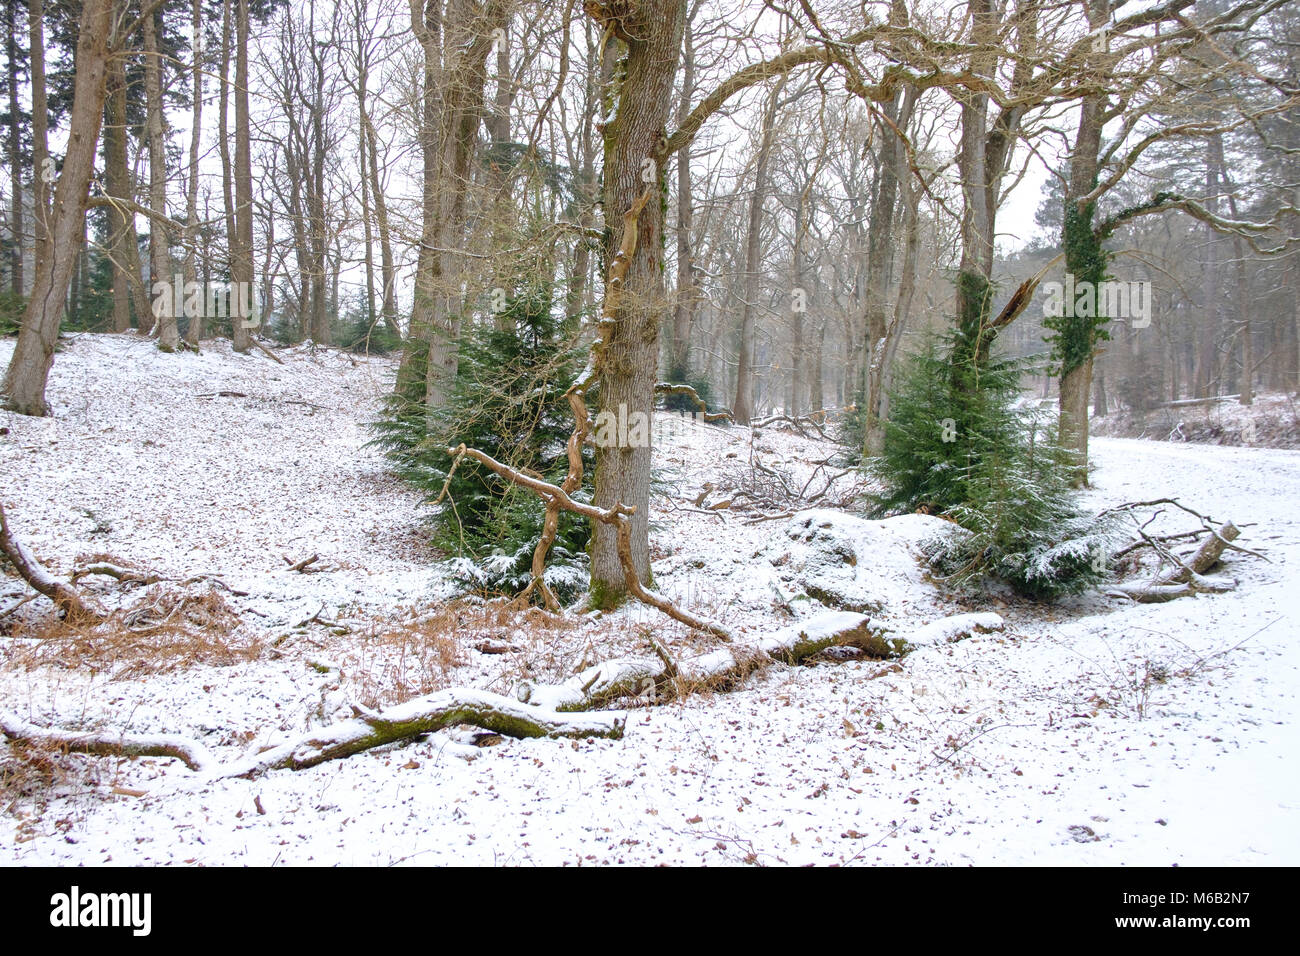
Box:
[0,710,215,772]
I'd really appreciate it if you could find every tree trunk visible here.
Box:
[103,54,151,333]
[1194,134,1224,398]
[354,13,378,340]
[1054,0,1109,484]
[862,84,917,455]
[29,0,48,269]
[183,0,204,347]
[405,0,508,405]
[231,0,255,351]
[587,0,687,602]
[952,0,1000,375]
[144,10,179,352]
[217,0,239,335]
[732,78,783,424]
[2,0,115,416]
[668,17,695,375]
[6,0,24,295]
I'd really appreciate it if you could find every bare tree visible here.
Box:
[2,0,116,415]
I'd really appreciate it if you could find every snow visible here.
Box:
[2,334,1298,865]
[903,612,1004,647]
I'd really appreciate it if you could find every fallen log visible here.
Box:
[3,609,1009,776]
[1109,573,1237,603]
[1111,519,1245,603]
[1185,521,1239,574]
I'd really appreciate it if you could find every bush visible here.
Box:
[867,333,1118,599]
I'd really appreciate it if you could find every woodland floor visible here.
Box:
[1,333,1297,866]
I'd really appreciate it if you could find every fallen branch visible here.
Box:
[654,382,733,422]
[0,592,38,620]
[519,610,890,711]
[221,689,625,777]
[2,690,624,779]
[250,339,285,365]
[0,502,101,621]
[751,412,828,439]
[283,553,321,573]
[0,710,214,772]
[69,562,162,586]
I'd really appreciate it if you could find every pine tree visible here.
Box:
[866,333,1118,600]
[371,283,591,602]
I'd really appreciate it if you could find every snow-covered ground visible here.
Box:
[1091,391,1300,449]
[1,334,1297,865]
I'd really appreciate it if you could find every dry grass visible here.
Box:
[0,737,107,831]
[4,584,261,677]
[343,598,583,708]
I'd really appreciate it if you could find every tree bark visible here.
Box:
[587,0,686,600]
[2,0,115,416]
[144,9,179,352]
[182,0,204,347]
[231,0,255,351]
[6,0,24,295]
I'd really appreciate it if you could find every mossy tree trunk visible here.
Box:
[1053,0,1110,486]
[587,0,687,603]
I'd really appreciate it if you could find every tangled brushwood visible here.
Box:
[865,334,1121,600]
